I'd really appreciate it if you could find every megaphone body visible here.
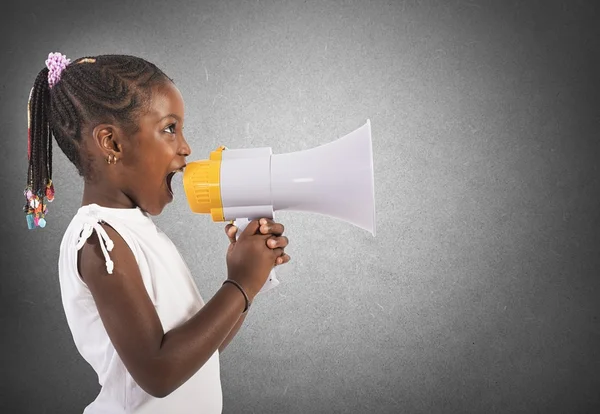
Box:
[183,120,375,293]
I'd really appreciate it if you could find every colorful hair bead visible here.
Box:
[24,185,51,230]
[26,213,35,230]
[45,180,55,202]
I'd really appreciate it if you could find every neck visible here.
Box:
[81,181,137,210]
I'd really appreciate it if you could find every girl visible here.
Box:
[24,52,290,413]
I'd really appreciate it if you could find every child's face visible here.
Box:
[122,81,191,215]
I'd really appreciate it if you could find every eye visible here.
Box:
[164,124,176,134]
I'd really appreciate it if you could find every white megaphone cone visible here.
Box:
[183,120,375,293]
[271,119,375,236]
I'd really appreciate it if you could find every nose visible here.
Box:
[179,134,192,157]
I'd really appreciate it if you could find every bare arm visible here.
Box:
[219,312,248,353]
[80,224,247,398]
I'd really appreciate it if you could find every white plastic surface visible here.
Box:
[220,147,273,221]
[221,147,272,159]
[233,217,280,294]
[223,205,274,221]
[270,119,375,236]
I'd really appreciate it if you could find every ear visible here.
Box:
[92,124,124,157]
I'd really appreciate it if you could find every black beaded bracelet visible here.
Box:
[222,279,250,313]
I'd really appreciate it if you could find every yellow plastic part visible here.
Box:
[183,146,226,222]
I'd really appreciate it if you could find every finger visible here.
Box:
[270,247,285,258]
[275,254,291,266]
[239,219,261,238]
[225,224,237,244]
[259,218,274,226]
[258,218,275,234]
[266,235,289,249]
[259,219,285,236]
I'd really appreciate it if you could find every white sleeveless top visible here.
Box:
[58,204,222,413]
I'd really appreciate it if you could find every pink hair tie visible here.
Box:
[45,52,71,88]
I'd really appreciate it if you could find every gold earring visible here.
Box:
[106,154,118,164]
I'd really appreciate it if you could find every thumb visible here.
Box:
[225,223,237,244]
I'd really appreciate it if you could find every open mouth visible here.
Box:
[166,166,185,196]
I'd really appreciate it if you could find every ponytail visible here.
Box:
[24,53,69,229]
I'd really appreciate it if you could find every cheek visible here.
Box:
[128,140,157,168]
[141,144,173,182]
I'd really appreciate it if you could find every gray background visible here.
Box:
[1,0,599,413]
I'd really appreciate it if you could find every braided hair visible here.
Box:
[24,53,172,229]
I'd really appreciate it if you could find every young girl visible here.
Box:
[24,52,290,413]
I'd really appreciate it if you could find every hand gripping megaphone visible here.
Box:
[182,120,375,294]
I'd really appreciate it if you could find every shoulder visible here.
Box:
[79,220,132,279]
[78,218,159,317]
[78,206,143,260]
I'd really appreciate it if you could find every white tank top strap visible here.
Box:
[75,216,116,274]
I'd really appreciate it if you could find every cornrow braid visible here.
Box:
[24,68,53,229]
[24,53,172,229]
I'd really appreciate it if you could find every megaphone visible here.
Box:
[182,120,375,293]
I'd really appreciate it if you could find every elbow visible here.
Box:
[142,380,176,399]
[139,380,171,399]
[145,374,181,399]
[148,388,170,399]
[136,363,177,399]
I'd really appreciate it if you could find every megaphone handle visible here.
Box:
[233,218,280,295]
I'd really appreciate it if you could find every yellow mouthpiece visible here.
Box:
[182,146,226,222]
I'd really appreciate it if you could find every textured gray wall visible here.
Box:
[2,0,599,413]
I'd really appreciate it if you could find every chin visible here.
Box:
[144,206,165,216]
[140,197,172,216]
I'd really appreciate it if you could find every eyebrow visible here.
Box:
[159,114,182,123]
